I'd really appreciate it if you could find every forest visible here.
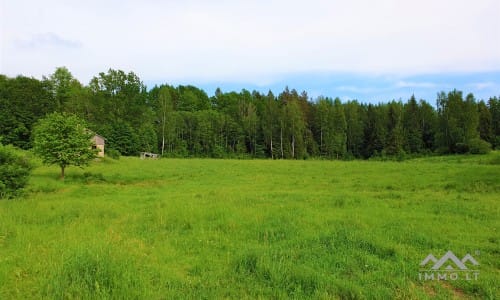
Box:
[1,67,499,159]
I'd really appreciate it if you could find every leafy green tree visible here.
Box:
[0,75,56,149]
[160,111,188,156]
[331,98,347,158]
[137,123,157,153]
[240,99,258,156]
[88,69,152,155]
[46,66,80,112]
[106,121,140,156]
[477,100,493,144]
[177,85,210,111]
[33,113,96,179]
[314,98,346,158]
[488,97,500,148]
[278,88,308,158]
[297,91,316,157]
[88,69,148,126]
[314,97,331,155]
[3,67,500,160]
[156,86,174,155]
[463,93,480,143]
[284,100,305,159]
[436,90,480,153]
[261,91,279,158]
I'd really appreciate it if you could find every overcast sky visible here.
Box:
[1,0,499,101]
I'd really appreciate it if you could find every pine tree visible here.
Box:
[403,95,423,153]
[385,102,404,156]
[344,101,365,158]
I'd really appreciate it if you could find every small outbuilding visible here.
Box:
[92,134,105,157]
[140,152,159,159]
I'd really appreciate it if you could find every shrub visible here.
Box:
[0,144,33,199]
[454,142,469,154]
[468,138,492,154]
[106,148,121,160]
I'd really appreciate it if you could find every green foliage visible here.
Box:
[177,85,210,111]
[478,100,493,144]
[419,100,438,150]
[106,148,121,160]
[47,66,81,112]
[0,75,56,149]
[468,138,492,154]
[32,112,96,178]
[1,68,499,159]
[100,121,139,156]
[488,97,500,148]
[0,144,33,198]
[385,101,404,156]
[363,104,387,158]
[403,95,423,153]
[344,100,365,157]
[436,90,481,154]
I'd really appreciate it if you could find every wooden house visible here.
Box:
[92,134,105,157]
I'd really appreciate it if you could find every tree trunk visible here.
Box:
[60,165,65,180]
[161,109,166,155]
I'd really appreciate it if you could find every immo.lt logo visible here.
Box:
[419,250,479,281]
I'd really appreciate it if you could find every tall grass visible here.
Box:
[0,152,499,299]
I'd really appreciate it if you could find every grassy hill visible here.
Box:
[1,153,499,299]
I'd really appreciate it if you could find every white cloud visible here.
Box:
[1,0,500,84]
[467,82,498,90]
[336,85,379,94]
[14,33,82,49]
[395,81,436,89]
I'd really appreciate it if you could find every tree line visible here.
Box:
[1,67,499,159]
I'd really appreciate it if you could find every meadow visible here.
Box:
[0,153,499,299]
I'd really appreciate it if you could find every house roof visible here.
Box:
[93,133,107,141]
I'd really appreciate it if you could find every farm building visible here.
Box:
[92,134,105,157]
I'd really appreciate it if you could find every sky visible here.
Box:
[1,0,500,102]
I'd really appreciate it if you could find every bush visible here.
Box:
[0,144,33,199]
[468,138,492,154]
[106,148,121,160]
[454,143,469,154]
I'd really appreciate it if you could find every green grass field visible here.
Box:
[1,153,499,299]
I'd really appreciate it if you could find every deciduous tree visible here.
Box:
[33,113,96,179]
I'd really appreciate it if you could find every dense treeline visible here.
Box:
[1,67,499,159]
